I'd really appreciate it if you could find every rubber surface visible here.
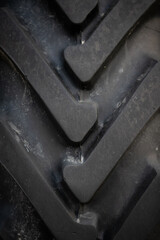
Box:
[0,0,160,239]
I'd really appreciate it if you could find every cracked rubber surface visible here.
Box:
[0,0,160,239]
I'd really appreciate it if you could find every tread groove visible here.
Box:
[63,63,160,202]
[64,0,155,83]
[0,8,97,143]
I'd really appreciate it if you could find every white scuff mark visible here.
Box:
[95,87,103,96]
[65,155,76,163]
[43,50,47,55]
[147,153,160,173]
[156,147,159,151]
[15,134,20,143]
[122,97,127,104]
[8,122,45,158]
[23,139,30,152]
[90,92,95,98]
[56,65,61,71]
[100,12,105,17]
[8,122,30,152]
[21,139,45,158]
[76,218,80,223]
[80,155,84,163]
[65,148,82,164]
[90,87,103,98]
[116,101,122,108]
[33,142,45,158]
[137,73,145,81]
[81,39,85,45]
[119,68,124,73]
[9,122,21,135]
[99,122,104,128]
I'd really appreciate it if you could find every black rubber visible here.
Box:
[0,0,160,240]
